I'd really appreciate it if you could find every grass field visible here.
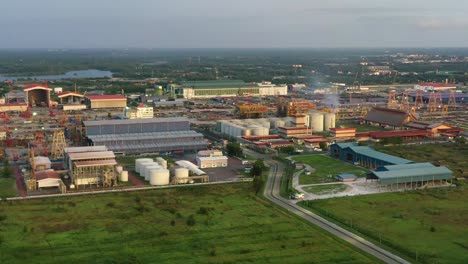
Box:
[0,176,17,198]
[0,183,378,264]
[303,184,348,195]
[300,143,468,264]
[293,155,369,185]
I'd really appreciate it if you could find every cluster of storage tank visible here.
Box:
[217,118,290,137]
[135,158,170,186]
[115,165,128,182]
[307,111,336,132]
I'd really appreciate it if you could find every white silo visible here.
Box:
[252,126,264,136]
[138,161,155,175]
[135,158,153,173]
[115,165,123,174]
[119,171,128,182]
[150,169,170,185]
[309,111,324,132]
[324,113,336,131]
[242,128,252,136]
[174,168,189,184]
[263,127,269,136]
[143,163,160,180]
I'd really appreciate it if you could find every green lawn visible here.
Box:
[299,144,468,264]
[303,184,348,195]
[293,155,369,184]
[0,176,17,198]
[0,183,378,264]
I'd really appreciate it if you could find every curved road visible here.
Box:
[263,161,411,264]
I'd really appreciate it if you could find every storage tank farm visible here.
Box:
[308,111,325,132]
[144,164,161,180]
[324,112,336,131]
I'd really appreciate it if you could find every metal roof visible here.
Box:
[64,146,108,153]
[378,162,434,171]
[334,142,359,149]
[181,80,252,89]
[86,95,126,100]
[83,117,188,126]
[87,130,203,142]
[348,146,412,165]
[337,173,357,179]
[74,159,117,167]
[372,166,453,185]
[363,107,414,127]
[68,151,115,160]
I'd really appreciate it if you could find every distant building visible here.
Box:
[335,173,357,182]
[330,127,356,139]
[176,80,287,99]
[23,84,52,107]
[196,156,228,168]
[363,107,417,128]
[414,83,456,91]
[85,95,127,109]
[124,106,154,119]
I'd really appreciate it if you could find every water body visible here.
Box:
[0,69,113,81]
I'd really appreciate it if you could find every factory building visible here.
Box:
[63,146,118,189]
[363,107,417,128]
[175,80,287,99]
[57,91,87,111]
[23,84,53,107]
[330,142,412,169]
[330,127,356,139]
[196,150,228,168]
[123,106,154,119]
[84,117,207,154]
[85,95,127,109]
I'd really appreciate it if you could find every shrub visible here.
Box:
[170,220,176,226]
[0,214,7,222]
[106,202,115,208]
[186,215,196,226]
[430,226,436,232]
[210,248,217,256]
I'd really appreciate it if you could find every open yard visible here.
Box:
[300,143,468,264]
[302,184,348,195]
[0,183,377,263]
[293,155,369,184]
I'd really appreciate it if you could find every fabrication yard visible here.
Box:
[293,155,369,184]
[300,143,468,264]
[0,183,378,264]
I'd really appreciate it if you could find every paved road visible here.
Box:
[263,161,411,264]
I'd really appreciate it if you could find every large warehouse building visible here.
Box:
[83,117,207,154]
[330,142,412,169]
[368,162,453,189]
[85,95,127,109]
[171,80,287,99]
[363,107,417,128]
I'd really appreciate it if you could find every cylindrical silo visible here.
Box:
[252,126,263,136]
[138,161,155,175]
[310,112,324,132]
[150,169,170,185]
[324,113,336,131]
[119,171,128,182]
[135,158,153,173]
[174,168,189,184]
[142,163,160,180]
[261,120,270,129]
[242,128,251,136]
[115,165,123,174]
[263,127,269,136]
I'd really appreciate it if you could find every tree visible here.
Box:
[226,142,242,157]
[250,159,266,177]
[454,136,466,145]
[1,160,12,178]
[252,174,264,194]
[319,142,328,150]
[278,146,295,154]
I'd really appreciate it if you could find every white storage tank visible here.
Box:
[174,168,189,184]
[252,126,264,136]
[142,163,159,179]
[115,165,123,174]
[135,158,153,173]
[242,128,252,136]
[149,169,170,185]
[309,111,324,132]
[159,159,168,169]
[263,127,269,136]
[324,113,336,131]
[120,171,128,182]
[261,120,270,129]
[138,161,155,175]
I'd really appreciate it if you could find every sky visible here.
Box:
[1,0,467,49]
